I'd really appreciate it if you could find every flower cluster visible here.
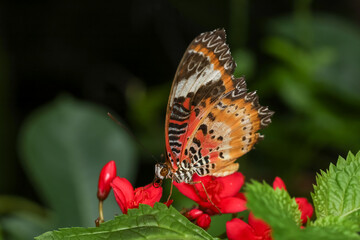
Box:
[96,160,313,238]
[97,161,165,216]
[226,177,313,240]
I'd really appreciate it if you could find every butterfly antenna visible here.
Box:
[107,112,160,163]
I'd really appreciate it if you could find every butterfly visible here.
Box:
[154,28,273,186]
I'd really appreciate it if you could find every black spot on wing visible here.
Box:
[171,148,181,154]
[207,112,215,121]
[198,124,208,135]
[192,137,201,147]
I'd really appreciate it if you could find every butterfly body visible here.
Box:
[154,29,273,185]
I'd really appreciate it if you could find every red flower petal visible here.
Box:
[192,175,213,198]
[111,177,134,213]
[192,174,212,185]
[217,196,247,214]
[173,181,201,202]
[226,218,257,240]
[216,172,245,198]
[248,213,272,238]
[272,177,287,191]
[236,192,247,201]
[196,213,211,229]
[97,160,117,201]
[296,198,313,224]
[134,183,162,207]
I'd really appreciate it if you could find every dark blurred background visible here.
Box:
[1,0,360,239]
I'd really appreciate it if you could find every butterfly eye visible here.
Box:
[160,167,169,177]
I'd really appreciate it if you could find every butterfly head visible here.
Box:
[153,163,170,187]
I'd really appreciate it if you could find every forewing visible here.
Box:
[165,29,239,170]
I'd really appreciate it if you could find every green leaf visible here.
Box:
[36,203,214,240]
[312,151,360,222]
[303,216,360,240]
[246,180,302,238]
[18,95,137,227]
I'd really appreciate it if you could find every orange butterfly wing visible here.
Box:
[165,29,273,177]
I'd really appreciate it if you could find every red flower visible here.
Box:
[185,209,211,230]
[296,197,314,224]
[110,177,162,214]
[174,172,247,215]
[97,160,117,201]
[226,213,272,240]
[272,177,313,224]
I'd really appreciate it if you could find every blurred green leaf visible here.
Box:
[18,95,137,228]
[233,48,255,78]
[0,212,51,240]
[0,196,51,239]
[268,14,360,101]
[36,203,214,240]
[127,82,168,157]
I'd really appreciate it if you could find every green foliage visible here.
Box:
[0,196,51,239]
[36,203,214,240]
[18,95,137,228]
[126,82,169,157]
[269,14,360,100]
[246,181,302,238]
[312,151,360,222]
[245,152,360,240]
[253,13,360,187]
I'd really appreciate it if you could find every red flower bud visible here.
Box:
[272,177,287,191]
[196,213,211,229]
[164,199,173,207]
[97,160,117,201]
[186,209,203,220]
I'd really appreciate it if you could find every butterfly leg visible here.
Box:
[191,180,222,214]
[166,180,174,203]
